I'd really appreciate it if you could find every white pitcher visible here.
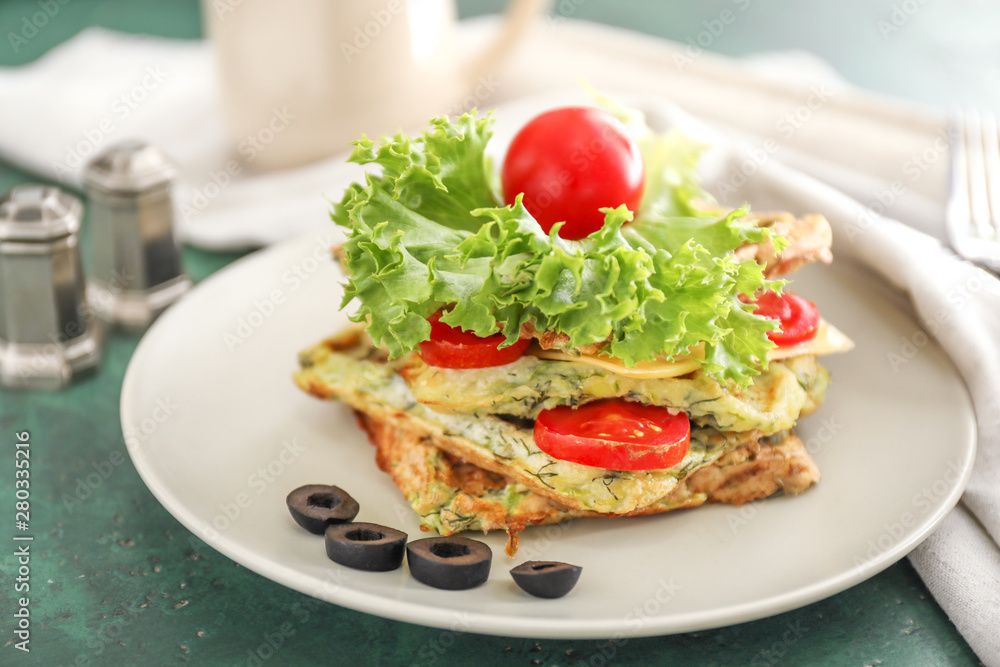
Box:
[202,0,548,170]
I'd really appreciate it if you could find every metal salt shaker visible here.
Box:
[84,140,192,334]
[0,185,103,389]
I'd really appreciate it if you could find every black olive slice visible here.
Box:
[325,522,407,572]
[286,484,360,534]
[406,537,492,590]
[510,560,582,598]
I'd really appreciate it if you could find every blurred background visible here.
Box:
[2,0,998,108]
[490,0,1000,110]
[1,1,997,665]
[4,0,996,243]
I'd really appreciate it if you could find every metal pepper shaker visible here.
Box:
[0,185,103,389]
[84,140,192,334]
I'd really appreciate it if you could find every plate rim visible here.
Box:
[121,232,976,639]
[122,93,978,635]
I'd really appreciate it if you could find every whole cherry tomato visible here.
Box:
[502,107,645,240]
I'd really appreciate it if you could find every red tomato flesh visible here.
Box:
[502,107,645,240]
[418,311,530,369]
[534,399,690,471]
[748,290,820,346]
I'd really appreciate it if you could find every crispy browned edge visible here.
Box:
[354,410,819,556]
[296,353,772,515]
[738,212,833,277]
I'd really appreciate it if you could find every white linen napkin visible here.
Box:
[2,22,998,664]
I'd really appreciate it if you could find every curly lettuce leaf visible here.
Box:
[333,110,784,386]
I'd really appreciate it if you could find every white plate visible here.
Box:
[122,100,976,639]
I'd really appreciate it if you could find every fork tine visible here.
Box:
[947,110,1000,273]
[964,110,995,240]
[947,112,970,239]
[981,111,1000,238]
[945,109,970,240]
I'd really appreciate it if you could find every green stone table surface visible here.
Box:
[0,1,990,664]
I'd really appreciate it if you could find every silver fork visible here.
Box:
[946,110,1000,274]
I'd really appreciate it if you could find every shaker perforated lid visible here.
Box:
[83,140,177,193]
[0,184,82,242]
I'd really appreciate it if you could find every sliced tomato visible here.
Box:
[534,399,690,471]
[746,290,820,346]
[418,311,530,369]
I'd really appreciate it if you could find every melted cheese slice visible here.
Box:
[530,347,704,379]
[529,319,853,380]
[767,319,854,360]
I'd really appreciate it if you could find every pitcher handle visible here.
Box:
[464,0,550,85]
